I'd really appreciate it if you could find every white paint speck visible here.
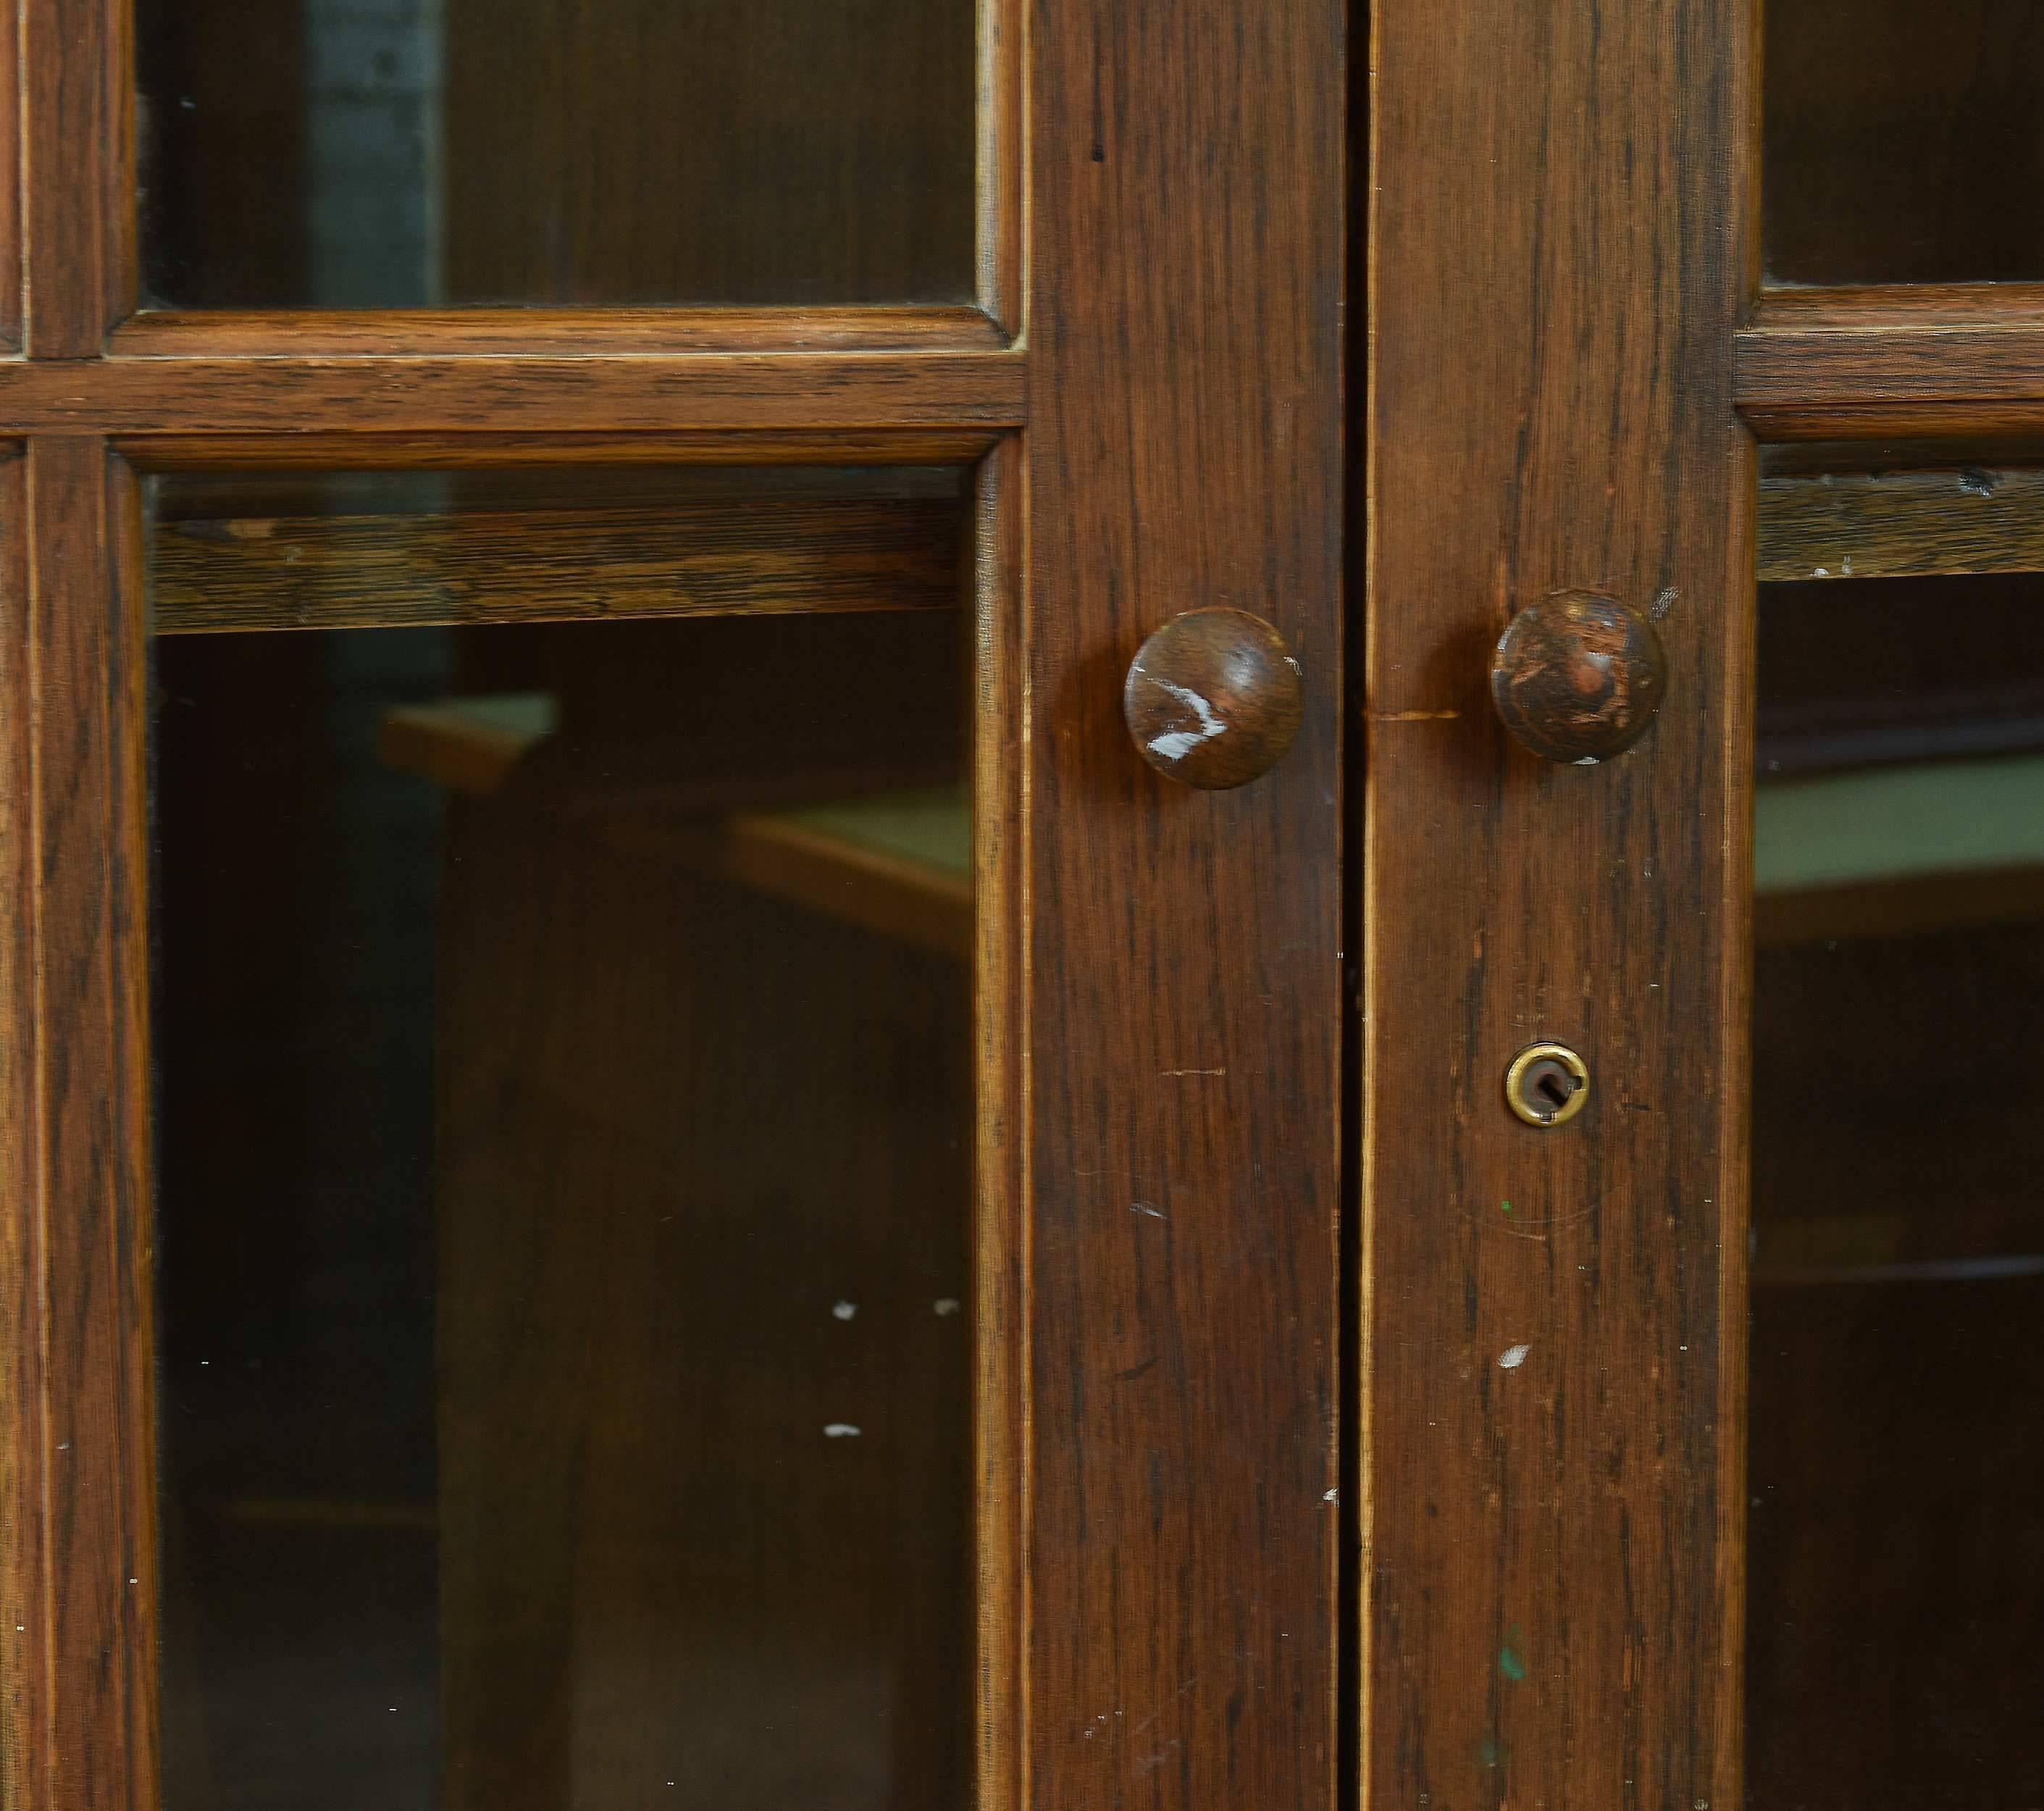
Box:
[824,1423,863,1439]
[1322,1487,1339,1503]
[1499,1343,1532,1370]
[832,1300,858,1321]
[933,1297,962,1317]
[1573,756,1600,766]
[1131,1202,1168,1220]
[1143,677,1228,762]
[1813,566,1830,578]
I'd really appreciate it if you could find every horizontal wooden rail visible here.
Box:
[109,305,1010,358]
[0,348,1026,437]
[1738,285,2044,439]
[1758,464,2044,582]
[153,495,960,634]
[117,430,1004,472]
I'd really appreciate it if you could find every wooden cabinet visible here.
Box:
[2,4,2039,1810]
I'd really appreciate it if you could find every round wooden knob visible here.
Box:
[1490,590,1668,764]
[1124,608,1304,790]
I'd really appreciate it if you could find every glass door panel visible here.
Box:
[147,469,975,1809]
[1747,564,2044,1810]
[135,0,977,307]
[1764,0,2044,285]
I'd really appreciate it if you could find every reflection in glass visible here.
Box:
[1746,573,2044,1810]
[151,474,973,1808]
[136,0,976,308]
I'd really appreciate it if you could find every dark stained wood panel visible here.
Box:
[1025,3,1344,1810]
[0,456,38,1810]
[24,0,127,352]
[119,430,1005,474]
[1738,286,2044,440]
[1759,465,2044,582]
[14,442,159,1810]
[1367,4,1754,1810]
[0,350,1027,438]
[151,496,960,634]
[968,436,1026,1811]
[113,307,1008,357]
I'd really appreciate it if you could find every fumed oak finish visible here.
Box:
[1123,607,1305,789]
[1490,590,1669,764]
[1736,285,2044,439]
[1758,465,2044,582]
[2,444,159,1810]
[0,347,1027,436]
[1368,7,1752,1811]
[151,495,960,634]
[1028,2,1341,1810]
[112,306,1010,356]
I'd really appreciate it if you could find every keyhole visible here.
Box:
[1504,1042,1590,1127]
[1527,1061,1577,1113]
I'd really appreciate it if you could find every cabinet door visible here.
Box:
[0,3,1344,1809]
[1367,5,1751,1806]
[1373,4,2043,1809]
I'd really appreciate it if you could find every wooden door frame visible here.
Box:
[0,3,1346,1809]
[1369,5,2044,1810]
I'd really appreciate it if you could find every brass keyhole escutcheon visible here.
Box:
[1504,1042,1590,1127]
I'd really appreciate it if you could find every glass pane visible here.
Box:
[1765,0,2044,285]
[150,472,974,1807]
[1747,570,2044,1810]
[135,0,976,308]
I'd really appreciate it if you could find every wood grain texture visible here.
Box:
[0,351,1026,437]
[1738,285,2044,439]
[1123,608,1306,791]
[16,442,159,1810]
[1367,3,1754,1810]
[0,456,37,1811]
[151,495,960,634]
[118,430,1004,474]
[112,307,1009,358]
[1758,464,2044,581]
[1488,591,1670,766]
[24,0,127,353]
[1027,2,1343,1809]
[977,0,1026,331]
[968,434,1025,1811]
